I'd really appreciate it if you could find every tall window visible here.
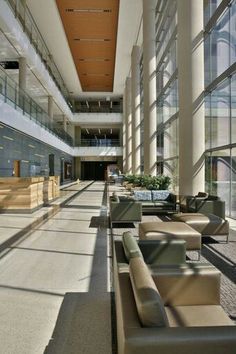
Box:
[155,0,179,191]
[204,0,236,217]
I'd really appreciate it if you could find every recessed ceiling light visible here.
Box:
[66,8,112,13]
[79,58,110,62]
[3,135,14,141]
[82,73,110,77]
[74,38,110,42]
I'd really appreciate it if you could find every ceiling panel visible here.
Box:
[56,0,119,92]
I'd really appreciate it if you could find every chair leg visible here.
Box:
[226,233,229,243]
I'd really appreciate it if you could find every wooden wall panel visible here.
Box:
[56,0,120,92]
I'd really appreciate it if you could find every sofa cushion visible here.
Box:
[122,232,143,261]
[165,305,234,327]
[133,190,152,201]
[129,257,169,327]
[141,201,155,207]
[154,201,174,207]
[152,190,170,201]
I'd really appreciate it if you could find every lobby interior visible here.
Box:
[0,0,236,353]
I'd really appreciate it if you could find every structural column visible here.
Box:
[177,0,205,195]
[63,115,67,133]
[48,96,54,120]
[143,0,157,176]
[125,77,132,174]
[131,45,141,175]
[122,93,127,173]
[19,57,27,91]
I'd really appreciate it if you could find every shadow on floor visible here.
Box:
[44,182,115,354]
[202,244,236,284]
[89,216,109,228]
[44,292,112,354]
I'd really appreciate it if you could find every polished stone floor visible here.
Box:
[0,181,236,354]
[0,181,112,354]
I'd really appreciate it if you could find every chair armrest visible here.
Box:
[151,265,221,305]
[124,326,236,354]
[138,240,186,265]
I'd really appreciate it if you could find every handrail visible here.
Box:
[80,139,120,147]
[0,65,74,147]
[5,0,72,109]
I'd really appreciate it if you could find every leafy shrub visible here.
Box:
[124,174,171,190]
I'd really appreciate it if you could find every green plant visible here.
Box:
[124,174,171,190]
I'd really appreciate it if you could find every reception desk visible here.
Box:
[0,176,60,213]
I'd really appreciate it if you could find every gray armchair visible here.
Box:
[109,195,142,227]
[180,192,225,219]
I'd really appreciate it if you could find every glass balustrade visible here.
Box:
[0,66,74,147]
[80,139,120,147]
[5,0,72,107]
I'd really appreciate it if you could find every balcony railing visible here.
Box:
[80,139,120,147]
[5,0,72,108]
[0,66,74,147]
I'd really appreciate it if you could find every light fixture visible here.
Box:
[82,73,110,77]
[66,8,111,13]
[28,144,35,148]
[3,135,14,141]
[74,38,110,42]
[79,58,110,62]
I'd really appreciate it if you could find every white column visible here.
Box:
[122,93,127,173]
[19,57,27,91]
[131,45,141,175]
[143,0,157,176]
[48,96,54,120]
[125,77,132,174]
[63,115,67,132]
[177,0,205,195]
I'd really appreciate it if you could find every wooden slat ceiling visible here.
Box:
[56,0,119,92]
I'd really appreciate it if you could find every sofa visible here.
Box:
[172,213,229,242]
[109,195,142,227]
[114,233,236,354]
[131,190,177,214]
[180,192,225,219]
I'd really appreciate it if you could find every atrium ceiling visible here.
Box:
[56,0,119,93]
[27,0,143,98]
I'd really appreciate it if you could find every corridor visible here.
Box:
[0,182,112,354]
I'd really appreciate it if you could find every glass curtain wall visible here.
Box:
[140,53,144,173]
[204,0,236,217]
[155,0,179,191]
